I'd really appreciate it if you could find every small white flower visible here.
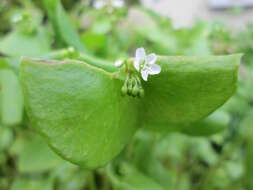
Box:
[94,0,106,9]
[93,0,125,9]
[134,48,161,81]
[112,0,125,8]
[115,59,124,67]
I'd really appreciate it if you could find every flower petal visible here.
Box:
[148,64,161,75]
[141,69,149,81]
[146,53,157,65]
[134,59,140,71]
[136,47,146,61]
[134,48,146,71]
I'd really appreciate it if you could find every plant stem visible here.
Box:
[42,48,118,72]
[78,53,117,72]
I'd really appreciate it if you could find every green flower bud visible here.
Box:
[139,88,145,98]
[132,85,139,97]
[121,85,127,95]
[127,78,133,95]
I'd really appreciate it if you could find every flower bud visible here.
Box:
[121,85,127,95]
[132,85,139,97]
[139,88,145,98]
[127,78,133,95]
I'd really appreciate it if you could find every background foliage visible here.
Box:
[0,0,253,190]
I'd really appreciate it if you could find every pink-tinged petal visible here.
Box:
[136,48,146,60]
[146,53,157,65]
[148,64,161,75]
[141,69,149,81]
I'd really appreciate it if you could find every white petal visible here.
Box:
[141,69,149,81]
[136,47,146,61]
[115,60,123,67]
[134,59,140,71]
[148,64,161,75]
[146,53,157,65]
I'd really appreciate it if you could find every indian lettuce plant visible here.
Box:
[0,0,253,190]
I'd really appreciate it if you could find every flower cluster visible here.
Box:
[115,47,161,98]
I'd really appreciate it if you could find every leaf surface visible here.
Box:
[141,55,240,129]
[20,54,240,167]
[21,58,139,168]
[0,68,24,125]
[0,29,51,57]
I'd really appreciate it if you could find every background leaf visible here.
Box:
[0,68,23,126]
[44,0,87,51]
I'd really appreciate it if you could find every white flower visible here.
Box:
[94,0,106,9]
[112,0,125,8]
[93,0,125,9]
[134,48,161,81]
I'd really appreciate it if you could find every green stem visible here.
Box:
[78,53,117,72]
[41,48,77,60]
[42,48,118,73]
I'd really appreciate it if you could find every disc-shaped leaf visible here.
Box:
[21,58,139,168]
[21,54,240,168]
[140,55,240,129]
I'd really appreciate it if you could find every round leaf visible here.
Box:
[21,58,139,168]
[141,55,240,130]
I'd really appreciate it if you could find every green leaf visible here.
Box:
[17,134,63,174]
[0,68,24,125]
[180,110,230,136]
[108,163,164,190]
[145,110,229,136]
[189,138,218,166]
[51,163,87,190]
[0,29,51,57]
[91,19,112,35]
[0,126,14,151]
[20,54,240,168]
[141,55,240,130]
[11,177,53,190]
[20,58,139,168]
[44,0,87,52]
[81,32,107,55]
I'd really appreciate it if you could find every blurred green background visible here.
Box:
[0,0,253,190]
